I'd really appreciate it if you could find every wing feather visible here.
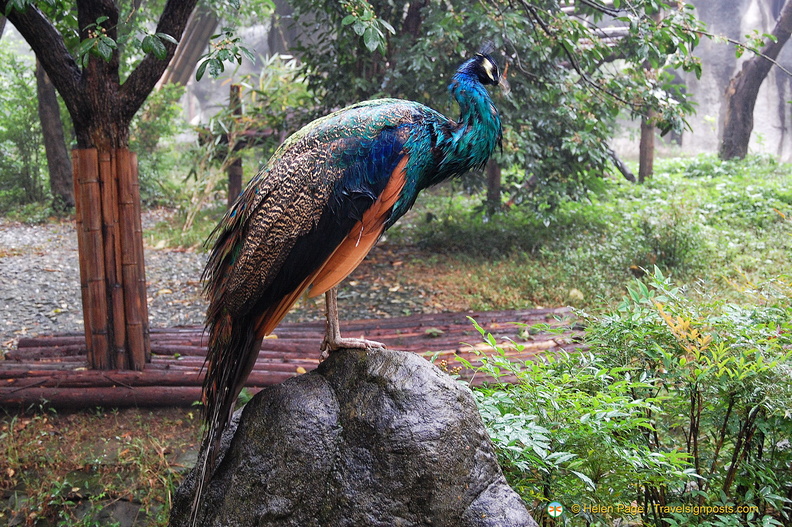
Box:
[308,155,408,297]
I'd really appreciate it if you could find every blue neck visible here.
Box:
[431,64,502,186]
[388,59,502,224]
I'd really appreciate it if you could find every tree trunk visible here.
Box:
[402,0,427,37]
[639,110,655,183]
[35,59,74,212]
[486,159,501,213]
[3,0,197,370]
[720,0,792,160]
[639,10,661,182]
[159,4,218,87]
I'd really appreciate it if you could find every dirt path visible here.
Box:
[0,212,442,353]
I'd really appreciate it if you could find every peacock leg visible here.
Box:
[320,287,385,358]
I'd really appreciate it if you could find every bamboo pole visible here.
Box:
[130,150,151,363]
[74,149,111,369]
[117,149,149,370]
[99,150,127,368]
[71,150,92,364]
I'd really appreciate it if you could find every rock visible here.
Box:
[169,348,536,527]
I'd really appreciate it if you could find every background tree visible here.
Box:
[286,0,702,215]
[35,59,74,212]
[719,0,792,160]
[1,0,198,370]
[0,50,47,206]
[159,4,219,87]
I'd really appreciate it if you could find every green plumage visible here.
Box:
[188,52,503,526]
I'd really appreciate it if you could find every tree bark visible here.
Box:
[159,4,218,87]
[486,159,501,213]
[2,0,198,370]
[607,147,636,183]
[720,0,792,160]
[402,0,428,37]
[638,10,661,182]
[639,110,655,183]
[35,59,75,212]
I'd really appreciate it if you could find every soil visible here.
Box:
[0,210,445,354]
[0,209,471,526]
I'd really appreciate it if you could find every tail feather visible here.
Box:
[189,310,262,526]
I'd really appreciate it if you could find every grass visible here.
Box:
[385,154,792,312]
[1,154,790,525]
[1,407,200,526]
[144,203,227,250]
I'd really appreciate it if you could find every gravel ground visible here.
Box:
[0,211,437,352]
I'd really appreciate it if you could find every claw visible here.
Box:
[321,288,385,360]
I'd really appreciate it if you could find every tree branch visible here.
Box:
[518,0,638,109]
[696,29,792,78]
[120,0,198,121]
[0,1,82,113]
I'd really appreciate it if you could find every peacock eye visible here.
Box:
[482,61,492,80]
[480,58,498,84]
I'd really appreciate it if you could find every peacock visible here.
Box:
[189,48,503,524]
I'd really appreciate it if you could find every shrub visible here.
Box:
[470,269,792,526]
[0,50,46,209]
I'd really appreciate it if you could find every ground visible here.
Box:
[0,210,493,526]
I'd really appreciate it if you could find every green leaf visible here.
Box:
[76,38,95,58]
[142,34,168,60]
[195,60,208,81]
[241,46,256,63]
[208,58,224,78]
[363,26,379,52]
[155,32,179,45]
[570,470,596,490]
[342,14,356,26]
[99,35,117,49]
[96,40,113,61]
[379,19,395,34]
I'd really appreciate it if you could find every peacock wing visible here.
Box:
[203,100,430,331]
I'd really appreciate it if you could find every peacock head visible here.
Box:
[458,51,501,87]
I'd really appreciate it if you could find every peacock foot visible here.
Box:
[320,336,386,360]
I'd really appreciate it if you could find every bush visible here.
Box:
[470,269,792,526]
[0,50,46,209]
[398,154,790,311]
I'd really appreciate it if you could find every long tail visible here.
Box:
[188,309,262,526]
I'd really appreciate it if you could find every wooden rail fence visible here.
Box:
[0,308,582,408]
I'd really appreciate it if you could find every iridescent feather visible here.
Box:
[188,51,503,525]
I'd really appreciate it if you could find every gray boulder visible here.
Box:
[170,348,536,527]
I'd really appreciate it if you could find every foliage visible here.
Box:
[0,407,200,526]
[394,154,791,311]
[130,83,188,206]
[195,26,256,81]
[285,0,702,211]
[470,269,792,526]
[0,49,46,210]
[6,0,275,81]
[181,54,314,231]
